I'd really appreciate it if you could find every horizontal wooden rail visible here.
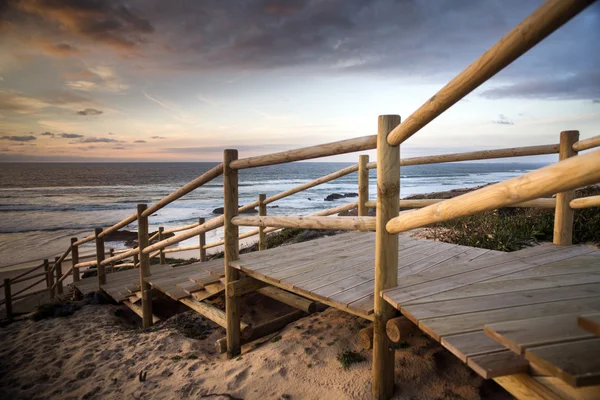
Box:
[570,195,600,209]
[230,135,376,169]
[55,265,75,286]
[148,231,160,242]
[386,0,594,146]
[232,215,376,231]
[73,235,95,246]
[141,164,223,217]
[11,271,47,284]
[386,148,600,233]
[8,262,44,283]
[12,286,48,302]
[365,198,556,209]
[49,245,72,273]
[142,216,225,254]
[100,247,139,266]
[162,222,200,235]
[573,135,600,152]
[366,144,559,169]
[264,164,359,204]
[11,276,47,297]
[97,213,137,238]
[74,260,98,269]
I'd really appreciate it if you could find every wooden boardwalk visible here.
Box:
[74,232,600,392]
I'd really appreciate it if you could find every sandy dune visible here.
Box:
[0,291,509,400]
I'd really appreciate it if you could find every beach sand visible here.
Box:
[0,290,509,400]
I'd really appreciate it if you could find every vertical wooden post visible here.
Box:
[71,238,80,283]
[137,204,153,328]
[108,248,115,273]
[95,228,106,286]
[373,115,401,400]
[55,256,63,295]
[43,259,50,288]
[4,279,12,319]
[198,218,206,262]
[48,259,55,300]
[358,154,370,217]
[133,253,139,268]
[553,130,579,246]
[71,238,81,300]
[258,194,267,250]
[223,149,241,358]
[158,227,166,265]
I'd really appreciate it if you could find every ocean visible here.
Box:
[0,162,546,267]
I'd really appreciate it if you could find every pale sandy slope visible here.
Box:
[0,302,509,400]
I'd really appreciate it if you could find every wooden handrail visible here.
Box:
[142,216,225,254]
[7,262,44,283]
[573,135,600,152]
[230,135,376,170]
[386,0,594,146]
[386,148,600,234]
[366,144,559,169]
[232,215,376,231]
[263,164,359,204]
[141,164,223,217]
[570,195,600,209]
[11,276,47,297]
[98,213,138,238]
[48,245,72,273]
[364,198,556,209]
[11,271,48,284]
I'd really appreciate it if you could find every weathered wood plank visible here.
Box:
[467,351,529,379]
[525,338,600,387]
[484,314,594,354]
[578,313,600,337]
[441,331,508,363]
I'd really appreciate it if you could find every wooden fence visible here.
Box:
[3,1,600,399]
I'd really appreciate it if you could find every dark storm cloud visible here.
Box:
[39,131,55,137]
[76,108,103,116]
[14,0,154,49]
[0,135,37,142]
[5,0,599,100]
[492,114,514,125]
[59,133,84,139]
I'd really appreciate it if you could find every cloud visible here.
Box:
[0,90,101,115]
[0,135,37,142]
[492,114,514,125]
[39,131,56,138]
[164,144,294,153]
[14,0,154,50]
[77,137,124,143]
[32,39,81,56]
[112,146,126,150]
[480,71,600,101]
[66,65,130,93]
[59,133,84,139]
[133,140,146,143]
[76,108,103,116]
[150,136,167,139]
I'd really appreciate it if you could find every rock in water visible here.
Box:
[324,193,344,201]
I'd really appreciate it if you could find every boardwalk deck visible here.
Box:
[73,231,600,393]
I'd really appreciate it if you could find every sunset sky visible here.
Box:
[0,0,598,162]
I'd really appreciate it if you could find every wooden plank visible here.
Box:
[579,313,600,337]
[441,331,508,362]
[400,272,600,306]
[192,282,225,302]
[484,314,594,354]
[467,351,529,379]
[401,283,600,323]
[176,281,204,295]
[122,300,160,323]
[418,297,600,341]
[533,376,600,400]
[494,374,562,400]
[525,338,600,387]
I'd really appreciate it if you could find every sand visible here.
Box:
[0,291,509,400]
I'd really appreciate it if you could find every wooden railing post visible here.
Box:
[108,248,115,273]
[133,253,139,268]
[71,238,81,300]
[373,115,401,400]
[48,259,55,300]
[54,256,63,296]
[137,204,153,328]
[358,155,370,217]
[553,130,579,246]
[198,218,206,262]
[94,228,106,286]
[158,227,166,264]
[43,259,50,289]
[4,278,12,319]
[223,149,241,358]
[258,194,267,250]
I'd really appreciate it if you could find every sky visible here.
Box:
[0,0,598,163]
